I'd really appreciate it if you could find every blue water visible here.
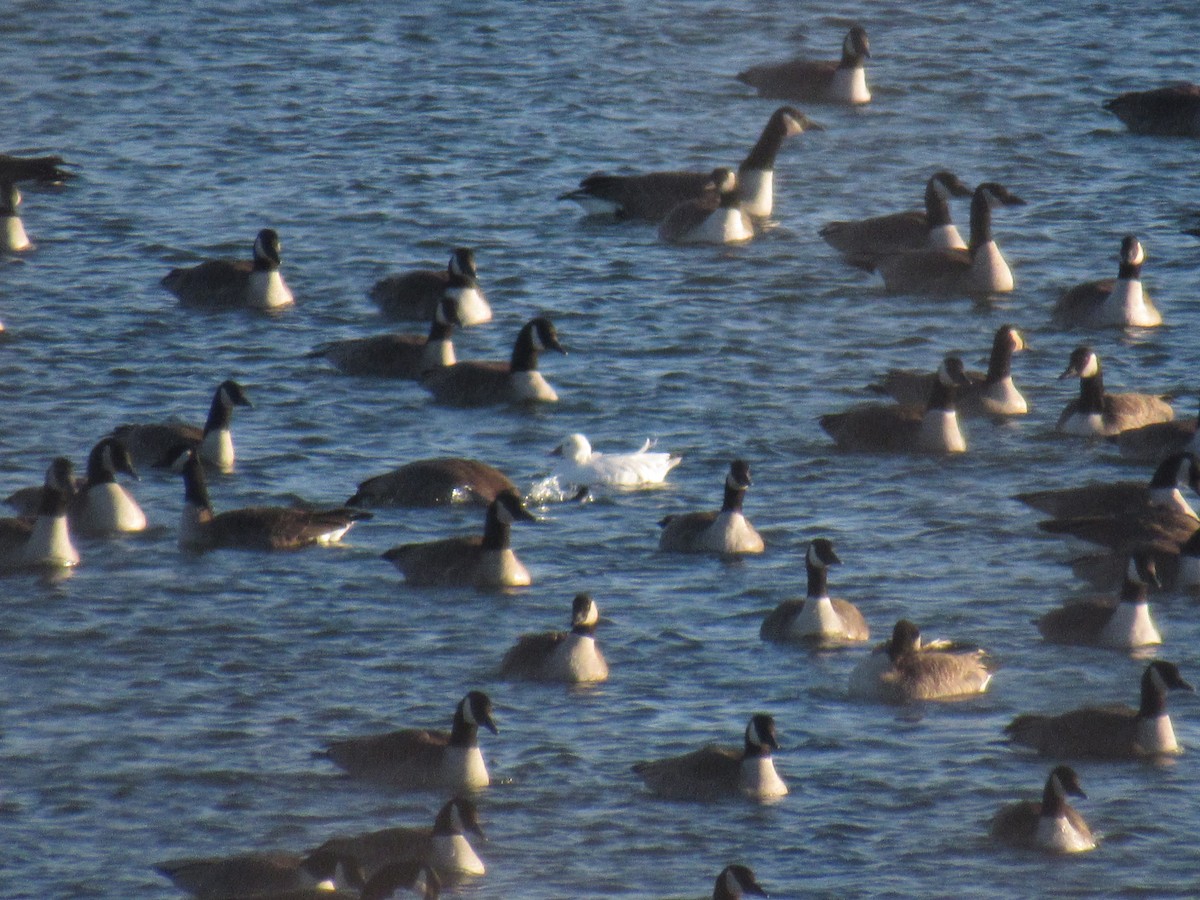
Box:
[4,1,1200,897]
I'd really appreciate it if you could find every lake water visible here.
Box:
[4,0,1200,897]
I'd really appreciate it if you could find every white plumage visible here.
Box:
[550,433,682,488]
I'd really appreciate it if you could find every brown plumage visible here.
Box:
[0,153,74,184]
[735,26,871,104]
[1104,82,1200,137]
[308,296,461,378]
[1006,660,1193,758]
[760,538,868,645]
[989,767,1095,853]
[1056,346,1173,437]
[347,458,516,508]
[369,247,490,325]
[153,850,359,899]
[421,317,565,407]
[1016,451,1200,520]
[1112,398,1200,463]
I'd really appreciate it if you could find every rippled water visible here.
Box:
[4,1,1200,897]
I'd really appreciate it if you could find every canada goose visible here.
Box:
[710,864,768,899]
[0,457,79,569]
[1016,451,1200,521]
[760,538,869,645]
[658,459,764,555]
[550,433,682,488]
[313,797,485,884]
[989,767,1096,854]
[1104,82,1200,137]
[111,379,252,472]
[1056,346,1173,437]
[848,619,992,703]
[320,692,498,791]
[370,247,491,326]
[499,592,609,683]
[1,182,32,252]
[5,438,147,535]
[1112,397,1200,463]
[162,228,294,309]
[736,25,872,105]
[218,862,440,900]
[632,713,788,802]
[347,458,517,508]
[171,449,369,552]
[308,295,462,379]
[658,168,754,245]
[560,106,820,221]
[0,153,74,184]
[820,356,972,453]
[869,326,1027,417]
[876,183,1026,295]
[421,317,564,406]
[1054,235,1161,328]
[1006,660,1193,758]
[820,171,974,269]
[382,489,536,587]
[153,849,361,899]
[1036,552,1162,648]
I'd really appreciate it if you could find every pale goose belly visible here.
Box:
[248,269,294,309]
[75,483,148,535]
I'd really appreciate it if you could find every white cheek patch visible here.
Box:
[582,599,599,626]
[1079,353,1100,378]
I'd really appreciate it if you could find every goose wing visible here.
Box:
[322,728,451,779]
[735,58,838,101]
[382,535,485,585]
[422,361,512,407]
[819,403,923,452]
[632,744,741,799]
[566,170,712,222]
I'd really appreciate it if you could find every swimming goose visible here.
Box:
[313,798,485,884]
[990,766,1096,853]
[171,449,370,552]
[309,294,462,379]
[560,106,820,221]
[320,692,498,791]
[1016,451,1200,521]
[820,171,974,269]
[658,459,764,555]
[347,458,517,508]
[820,355,972,453]
[499,592,609,683]
[218,862,440,900]
[760,538,869,645]
[370,247,491,326]
[632,713,788,802]
[5,438,147,535]
[876,183,1026,295]
[1036,552,1162,648]
[421,317,564,406]
[1054,235,1161,328]
[0,458,79,569]
[154,849,361,899]
[0,153,74,184]
[1112,397,1200,463]
[1056,346,1173,437]
[382,489,536,587]
[1006,660,1193,758]
[658,168,754,245]
[1,182,32,252]
[111,379,252,472]
[710,864,768,899]
[870,325,1027,417]
[848,619,992,703]
[162,228,294,309]
[1104,82,1200,137]
[736,25,872,105]
[550,433,682,489]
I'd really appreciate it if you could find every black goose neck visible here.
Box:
[571,622,598,637]
[985,332,1014,383]
[924,181,954,229]
[925,377,958,412]
[1139,670,1169,718]
[427,317,455,341]
[1117,261,1143,280]
[182,455,212,511]
[510,326,540,373]
[742,734,771,759]
[1076,370,1105,415]
[38,480,72,517]
[806,560,829,598]
[1041,776,1069,818]
[481,504,512,550]
[967,190,994,253]
[721,482,746,513]
[203,390,234,434]
[740,113,789,172]
[1119,573,1150,605]
[85,447,116,486]
[448,706,480,748]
